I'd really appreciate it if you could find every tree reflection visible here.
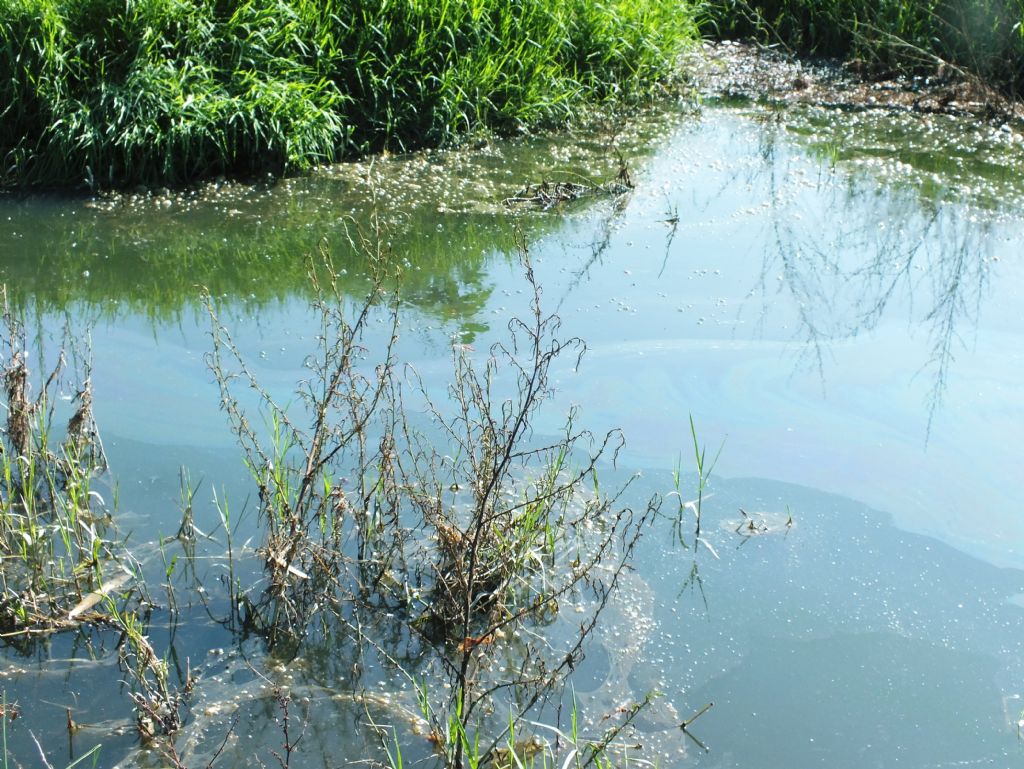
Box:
[746,107,998,432]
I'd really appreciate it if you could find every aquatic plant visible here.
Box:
[0,0,699,189]
[394,243,656,769]
[0,289,195,755]
[3,711,102,769]
[666,415,722,547]
[0,288,120,639]
[502,159,634,211]
[204,217,660,768]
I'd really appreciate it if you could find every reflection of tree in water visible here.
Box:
[747,111,994,432]
[553,192,633,313]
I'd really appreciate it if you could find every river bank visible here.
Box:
[0,0,698,190]
[701,0,1024,100]
[5,0,1024,192]
[692,41,1024,123]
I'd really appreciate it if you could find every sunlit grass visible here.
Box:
[0,0,699,189]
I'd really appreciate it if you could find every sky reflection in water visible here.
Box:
[1,103,1023,768]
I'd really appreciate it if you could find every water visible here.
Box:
[1,102,1023,768]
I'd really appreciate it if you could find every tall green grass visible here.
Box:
[0,0,698,189]
[703,0,1024,93]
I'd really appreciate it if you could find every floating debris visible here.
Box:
[503,165,633,211]
[724,508,795,538]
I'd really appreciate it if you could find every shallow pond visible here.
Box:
[1,101,1023,768]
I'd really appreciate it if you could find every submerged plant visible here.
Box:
[687,414,723,540]
[205,218,402,647]
[0,287,192,758]
[667,415,723,545]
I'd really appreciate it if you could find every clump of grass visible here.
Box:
[703,0,1024,96]
[0,288,192,752]
[0,0,699,190]
[205,217,659,768]
[0,287,123,639]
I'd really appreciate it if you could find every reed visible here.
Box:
[0,0,698,189]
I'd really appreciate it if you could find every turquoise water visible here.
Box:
[1,103,1023,768]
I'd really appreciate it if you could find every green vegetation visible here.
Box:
[0,290,193,759]
[0,0,698,189]
[703,0,1024,94]
[0,290,117,641]
[4,0,1022,190]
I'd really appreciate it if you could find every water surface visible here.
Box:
[1,102,1023,768]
